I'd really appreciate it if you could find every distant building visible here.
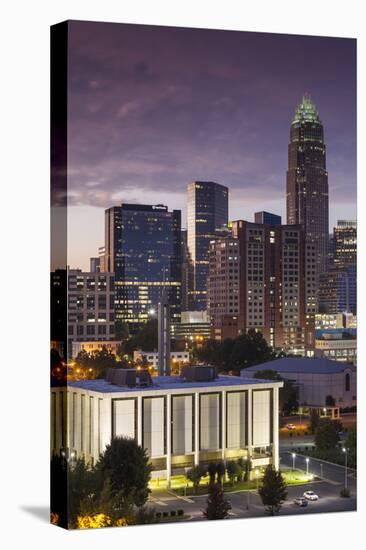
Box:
[187,181,228,311]
[72,340,120,359]
[241,357,356,409]
[133,349,190,368]
[67,269,115,357]
[104,203,182,332]
[171,310,211,342]
[315,312,357,330]
[319,265,356,314]
[181,229,193,312]
[286,95,329,274]
[314,332,357,365]
[333,220,357,270]
[89,257,100,273]
[254,211,282,226]
[52,369,283,479]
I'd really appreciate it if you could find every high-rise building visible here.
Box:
[104,204,181,331]
[333,220,357,270]
[187,181,228,311]
[180,229,193,312]
[208,235,240,339]
[254,211,282,226]
[286,95,329,274]
[67,269,115,357]
[208,221,317,353]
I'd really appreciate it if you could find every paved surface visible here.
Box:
[148,453,356,521]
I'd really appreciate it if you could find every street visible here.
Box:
[147,453,357,522]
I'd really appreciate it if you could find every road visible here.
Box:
[148,454,356,521]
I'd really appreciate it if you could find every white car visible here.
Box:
[286,423,296,430]
[303,490,319,501]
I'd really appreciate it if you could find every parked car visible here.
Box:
[286,423,296,430]
[294,497,308,507]
[303,490,319,501]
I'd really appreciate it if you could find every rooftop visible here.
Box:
[68,374,282,394]
[242,357,354,375]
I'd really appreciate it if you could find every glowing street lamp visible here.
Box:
[292,452,296,470]
[305,457,309,476]
[148,308,156,316]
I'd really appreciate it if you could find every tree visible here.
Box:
[187,465,206,493]
[115,319,130,342]
[203,483,231,520]
[345,428,356,468]
[315,419,342,452]
[226,461,240,485]
[124,319,158,356]
[207,462,217,483]
[216,461,226,485]
[258,465,287,515]
[309,409,320,434]
[96,437,152,508]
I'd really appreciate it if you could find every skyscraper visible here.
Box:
[187,181,228,311]
[104,204,181,332]
[254,211,282,226]
[286,95,329,274]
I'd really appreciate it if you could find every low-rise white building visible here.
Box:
[51,369,283,482]
[241,357,356,409]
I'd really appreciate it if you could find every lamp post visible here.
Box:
[255,469,259,491]
[292,452,296,471]
[342,447,348,490]
[305,457,309,476]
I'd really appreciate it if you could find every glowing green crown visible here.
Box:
[292,94,321,124]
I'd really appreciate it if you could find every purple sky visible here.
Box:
[66,21,356,271]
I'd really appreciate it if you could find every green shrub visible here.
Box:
[163,511,169,517]
[340,488,350,498]
[155,511,162,518]
[177,509,184,516]
[170,510,176,517]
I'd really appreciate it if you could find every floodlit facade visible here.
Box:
[51,373,283,481]
[133,350,190,368]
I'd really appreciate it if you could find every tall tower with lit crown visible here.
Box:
[286,95,329,274]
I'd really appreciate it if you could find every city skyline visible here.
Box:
[65,21,356,271]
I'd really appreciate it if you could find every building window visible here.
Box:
[345,373,350,392]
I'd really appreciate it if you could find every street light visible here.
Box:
[305,457,309,476]
[342,447,348,490]
[292,452,296,470]
[148,308,156,316]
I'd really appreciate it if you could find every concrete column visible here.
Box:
[166,394,171,487]
[247,388,252,459]
[137,395,143,446]
[221,390,226,461]
[194,392,199,466]
[100,398,112,454]
[273,387,280,471]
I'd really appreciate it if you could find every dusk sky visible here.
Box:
[66,20,356,271]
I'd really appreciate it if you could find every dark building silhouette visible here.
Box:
[104,203,181,332]
[187,181,228,311]
[286,95,329,274]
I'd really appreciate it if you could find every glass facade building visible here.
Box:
[333,220,357,270]
[104,204,181,331]
[187,181,229,311]
[286,95,329,274]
